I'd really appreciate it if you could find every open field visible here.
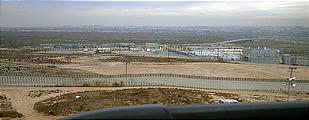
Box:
[60,55,309,80]
[0,86,309,120]
[1,50,308,80]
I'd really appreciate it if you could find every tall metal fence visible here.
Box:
[1,73,309,92]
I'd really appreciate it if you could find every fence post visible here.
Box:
[0,75,4,86]
[6,75,15,86]
[0,76,3,85]
[8,75,11,86]
[3,75,6,86]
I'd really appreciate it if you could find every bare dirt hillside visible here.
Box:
[1,86,309,120]
[34,88,299,117]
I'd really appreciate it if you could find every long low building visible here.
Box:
[241,47,281,64]
[188,47,243,60]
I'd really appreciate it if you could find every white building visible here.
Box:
[188,47,243,60]
[241,47,281,64]
[144,43,162,52]
[95,48,111,53]
[129,48,140,51]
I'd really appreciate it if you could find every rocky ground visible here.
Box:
[0,50,96,75]
[27,90,72,98]
[0,93,23,119]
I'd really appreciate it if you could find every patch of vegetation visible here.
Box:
[238,37,309,55]
[0,31,244,48]
[34,88,217,116]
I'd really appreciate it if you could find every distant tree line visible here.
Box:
[0,31,244,47]
[1,31,308,56]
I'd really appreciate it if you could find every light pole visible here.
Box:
[110,46,112,55]
[285,66,297,101]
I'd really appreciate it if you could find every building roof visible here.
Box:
[120,43,135,46]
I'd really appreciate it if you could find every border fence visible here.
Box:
[0,73,309,92]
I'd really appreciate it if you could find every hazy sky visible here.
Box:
[1,0,309,27]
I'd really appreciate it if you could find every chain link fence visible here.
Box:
[1,73,308,92]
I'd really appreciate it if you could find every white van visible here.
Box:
[218,99,238,104]
[84,48,88,52]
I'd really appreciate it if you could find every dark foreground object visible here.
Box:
[0,110,23,118]
[60,101,309,119]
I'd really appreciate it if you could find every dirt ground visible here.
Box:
[59,53,309,80]
[1,50,308,80]
[0,50,96,75]
[62,58,309,80]
[0,86,309,120]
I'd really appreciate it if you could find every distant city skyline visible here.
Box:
[1,1,309,27]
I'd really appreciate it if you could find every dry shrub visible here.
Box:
[55,81,112,87]
[112,81,124,87]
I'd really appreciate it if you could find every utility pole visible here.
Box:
[167,44,170,59]
[118,42,121,55]
[295,52,298,65]
[110,46,112,55]
[216,48,219,60]
[286,66,297,101]
[126,56,128,76]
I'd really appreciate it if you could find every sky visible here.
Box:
[1,0,309,27]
